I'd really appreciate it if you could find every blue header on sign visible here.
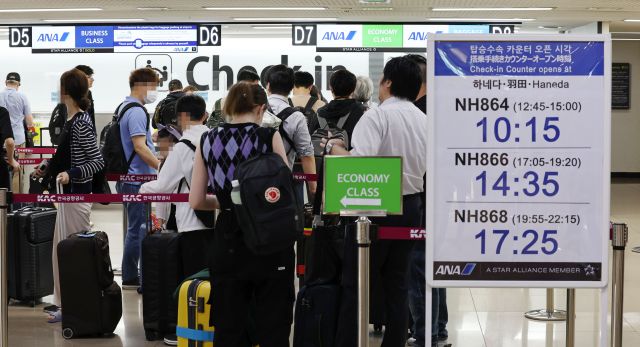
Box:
[75,26,113,48]
[435,41,604,76]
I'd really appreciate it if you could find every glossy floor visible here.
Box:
[7,181,640,346]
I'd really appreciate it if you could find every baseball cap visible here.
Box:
[6,72,20,83]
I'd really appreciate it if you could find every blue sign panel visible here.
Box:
[75,26,114,48]
[435,41,604,76]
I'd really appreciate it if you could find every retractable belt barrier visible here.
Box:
[104,173,319,182]
[12,193,189,204]
[15,147,57,155]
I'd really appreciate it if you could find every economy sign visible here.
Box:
[323,156,402,215]
[427,34,610,289]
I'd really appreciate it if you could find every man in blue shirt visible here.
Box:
[0,72,34,192]
[117,68,161,290]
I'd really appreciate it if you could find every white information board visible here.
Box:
[427,34,611,288]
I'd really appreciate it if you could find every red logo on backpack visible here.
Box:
[265,187,281,203]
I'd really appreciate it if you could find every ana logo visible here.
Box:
[407,31,444,41]
[37,32,69,43]
[435,263,476,276]
[322,31,357,41]
[264,187,281,203]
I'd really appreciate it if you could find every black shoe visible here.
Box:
[164,334,178,346]
[43,305,59,314]
[122,278,140,290]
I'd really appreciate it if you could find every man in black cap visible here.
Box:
[153,79,185,129]
[0,72,34,192]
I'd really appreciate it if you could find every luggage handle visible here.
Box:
[56,178,66,243]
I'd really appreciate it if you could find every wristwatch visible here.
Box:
[325,142,335,155]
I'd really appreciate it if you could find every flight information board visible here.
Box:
[427,34,611,288]
[9,24,217,53]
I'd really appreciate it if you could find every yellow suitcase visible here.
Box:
[177,279,214,347]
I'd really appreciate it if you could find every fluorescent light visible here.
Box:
[428,18,535,22]
[432,7,553,11]
[252,26,292,30]
[206,7,326,11]
[0,8,102,13]
[361,7,394,11]
[137,7,169,11]
[234,17,337,21]
[624,19,640,22]
[43,18,145,23]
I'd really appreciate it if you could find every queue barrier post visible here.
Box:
[566,288,576,347]
[611,223,628,347]
[356,216,371,347]
[524,288,566,321]
[0,189,8,347]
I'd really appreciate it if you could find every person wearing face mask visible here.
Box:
[116,68,161,291]
[189,82,293,346]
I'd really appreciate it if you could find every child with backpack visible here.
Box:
[189,82,297,346]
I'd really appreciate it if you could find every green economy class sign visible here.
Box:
[323,156,403,215]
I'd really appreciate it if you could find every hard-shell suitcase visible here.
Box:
[142,232,181,341]
[177,279,214,347]
[293,284,340,347]
[7,206,56,303]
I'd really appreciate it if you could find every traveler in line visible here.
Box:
[0,72,34,192]
[308,69,365,143]
[117,68,161,291]
[208,69,261,128]
[153,79,185,129]
[265,65,317,197]
[291,71,326,116]
[183,85,199,95]
[324,57,428,347]
[352,75,376,111]
[190,82,294,347]
[35,68,104,323]
[74,65,96,131]
[0,106,17,189]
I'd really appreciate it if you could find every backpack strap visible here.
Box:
[336,112,351,129]
[117,102,150,170]
[179,139,196,151]
[317,115,328,129]
[275,107,297,155]
[288,98,294,107]
[304,97,318,113]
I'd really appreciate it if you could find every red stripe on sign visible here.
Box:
[297,265,305,275]
[105,174,158,182]
[18,158,46,165]
[293,173,318,182]
[16,147,57,154]
[377,227,427,240]
[12,193,189,203]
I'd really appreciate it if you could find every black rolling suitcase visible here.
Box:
[7,206,56,304]
[293,284,340,347]
[141,232,181,341]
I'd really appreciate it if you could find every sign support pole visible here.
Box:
[356,216,371,347]
[611,223,628,347]
[524,288,566,321]
[565,289,576,347]
[0,189,8,347]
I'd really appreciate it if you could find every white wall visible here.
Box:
[612,40,640,172]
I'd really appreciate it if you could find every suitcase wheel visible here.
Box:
[62,328,74,339]
[373,324,383,335]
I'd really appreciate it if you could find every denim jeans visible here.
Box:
[409,242,448,346]
[117,182,148,283]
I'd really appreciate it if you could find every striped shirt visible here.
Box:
[67,112,104,185]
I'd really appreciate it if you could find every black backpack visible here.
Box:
[177,139,215,229]
[101,103,149,174]
[289,97,318,127]
[49,103,67,146]
[206,98,225,129]
[232,129,302,255]
[153,92,185,129]
[275,107,297,156]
